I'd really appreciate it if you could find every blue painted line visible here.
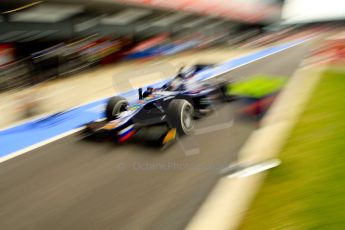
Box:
[0,39,305,158]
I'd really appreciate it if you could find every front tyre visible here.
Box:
[167,99,194,135]
[105,96,128,121]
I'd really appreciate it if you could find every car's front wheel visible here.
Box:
[167,99,194,135]
[105,96,128,121]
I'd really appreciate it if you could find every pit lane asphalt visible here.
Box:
[0,42,310,230]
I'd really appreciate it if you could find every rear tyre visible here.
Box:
[167,99,194,135]
[105,96,128,121]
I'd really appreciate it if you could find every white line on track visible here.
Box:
[0,127,83,163]
[201,38,312,82]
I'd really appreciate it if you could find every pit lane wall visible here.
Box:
[0,39,308,161]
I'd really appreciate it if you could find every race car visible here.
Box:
[83,64,230,146]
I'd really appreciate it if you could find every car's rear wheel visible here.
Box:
[167,99,194,135]
[105,96,128,121]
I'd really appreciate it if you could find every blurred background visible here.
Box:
[1,1,345,230]
[0,0,283,91]
[1,0,343,125]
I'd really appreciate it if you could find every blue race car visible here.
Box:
[84,64,229,145]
